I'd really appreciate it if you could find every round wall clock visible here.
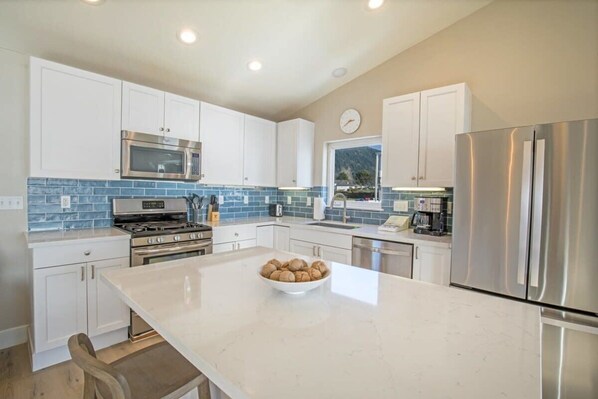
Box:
[339,108,361,134]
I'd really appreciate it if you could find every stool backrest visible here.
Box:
[68,333,132,399]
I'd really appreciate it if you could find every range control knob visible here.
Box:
[189,233,196,240]
[147,238,155,244]
[173,235,181,242]
[156,237,164,243]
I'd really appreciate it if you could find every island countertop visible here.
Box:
[102,247,541,399]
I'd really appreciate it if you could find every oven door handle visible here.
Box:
[134,241,212,255]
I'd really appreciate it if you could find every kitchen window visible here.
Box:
[326,136,382,211]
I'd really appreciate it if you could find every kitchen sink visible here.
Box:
[307,222,360,230]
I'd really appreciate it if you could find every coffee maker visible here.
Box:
[411,197,448,236]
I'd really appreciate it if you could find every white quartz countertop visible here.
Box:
[25,227,130,248]
[207,216,452,248]
[102,247,540,399]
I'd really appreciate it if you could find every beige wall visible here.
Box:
[292,0,598,185]
[0,48,29,333]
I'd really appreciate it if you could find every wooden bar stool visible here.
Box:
[68,333,207,399]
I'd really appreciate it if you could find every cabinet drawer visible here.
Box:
[290,227,352,250]
[212,224,257,244]
[32,239,130,269]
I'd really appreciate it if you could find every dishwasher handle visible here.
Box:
[352,243,411,257]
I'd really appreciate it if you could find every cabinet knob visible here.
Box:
[159,127,164,132]
[84,250,91,256]
[419,176,425,180]
[244,177,248,181]
[165,128,170,133]
[201,174,205,178]
[234,232,239,237]
[411,176,416,181]
[114,169,120,174]
[292,179,296,183]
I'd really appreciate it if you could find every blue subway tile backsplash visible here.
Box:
[27,178,453,232]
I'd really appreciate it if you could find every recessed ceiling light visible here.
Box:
[368,0,384,10]
[81,0,105,5]
[177,29,197,44]
[332,67,347,78]
[247,60,262,71]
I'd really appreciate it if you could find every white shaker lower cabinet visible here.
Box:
[212,225,257,253]
[256,225,275,248]
[289,239,352,264]
[412,245,451,286]
[29,239,130,371]
[274,226,290,251]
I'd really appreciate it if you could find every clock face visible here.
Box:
[339,108,361,134]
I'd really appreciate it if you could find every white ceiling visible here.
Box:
[0,0,492,120]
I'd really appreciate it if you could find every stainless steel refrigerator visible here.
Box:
[452,119,598,398]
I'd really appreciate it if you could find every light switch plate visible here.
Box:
[0,196,24,210]
[265,196,269,204]
[306,197,312,206]
[287,196,292,205]
[61,195,71,209]
[243,195,249,205]
[393,200,409,212]
[218,195,224,204]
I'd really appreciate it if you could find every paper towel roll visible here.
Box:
[313,197,326,220]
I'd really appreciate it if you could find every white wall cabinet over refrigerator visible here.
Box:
[30,57,122,180]
[412,245,451,286]
[122,81,200,142]
[382,83,471,188]
[29,238,130,371]
[277,118,315,188]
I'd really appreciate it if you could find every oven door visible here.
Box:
[121,137,201,181]
[131,240,213,267]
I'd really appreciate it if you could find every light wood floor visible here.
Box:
[0,336,210,399]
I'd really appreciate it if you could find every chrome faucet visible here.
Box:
[332,193,350,224]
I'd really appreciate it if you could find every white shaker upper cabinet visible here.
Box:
[277,118,315,188]
[30,57,122,180]
[243,115,276,187]
[418,84,471,188]
[121,82,165,135]
[164,92,200,142]
[382,92,421,187]
[199,102,245,185]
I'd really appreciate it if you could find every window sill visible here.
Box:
[331,200,384,212]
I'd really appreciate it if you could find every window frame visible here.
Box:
[326,136,383,212]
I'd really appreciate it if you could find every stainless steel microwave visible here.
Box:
[121,131,202,181]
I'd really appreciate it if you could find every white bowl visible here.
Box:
[258,269,331,295]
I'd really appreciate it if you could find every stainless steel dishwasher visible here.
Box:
[351,237,413,278]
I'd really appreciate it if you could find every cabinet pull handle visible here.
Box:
[114,169,120,174]
[84,250,91,256]
[237,243,241,250]
[317,246,322,257]
[232,243,235,251]
[312,246,316,256]
[415,246,419,260]
[419,176,424,180]
[411,176,416,181]
[81,266,85,281]
[91,265,95,280]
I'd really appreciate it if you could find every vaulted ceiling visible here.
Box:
[0,0,492,120]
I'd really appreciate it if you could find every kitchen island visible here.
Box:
[102,247,541,399]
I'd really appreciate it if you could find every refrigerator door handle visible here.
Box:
[517,140,533,285]
[529,139,546,288]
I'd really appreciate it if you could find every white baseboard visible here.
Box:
[0,324,29,350]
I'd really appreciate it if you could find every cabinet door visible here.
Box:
[164,92,200,142]
[419,83,471,187]
[87,257,130,337]
[413,246,451,286]
[237,239,257,250]
[290,239,317,257]
[319,245,352,264]
[256,225,275,248]
[274,226,290,251]
[296,119,315,188]
[212,242,235,254]
[199,102,245,185]
[276,120,298,187]
[33,263,87,352]
[243,115,276,186]
[381,92,420,187]
[30,57,122,180]
[121,81,165,135]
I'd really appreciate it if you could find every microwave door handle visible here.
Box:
[134,241,212,255]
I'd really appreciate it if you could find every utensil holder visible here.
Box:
[192,208,204,224]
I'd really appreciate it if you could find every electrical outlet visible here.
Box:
[393,200,409,212]
[265,195,269,204]
[61,195,71,209]
[287,196,292,205]
[447,201,453,215]
[243,195,249,205]
[306,196,312,206]
[218,195,224,204]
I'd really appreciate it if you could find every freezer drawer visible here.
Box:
[541,309,598,399]
[352,237,413,278]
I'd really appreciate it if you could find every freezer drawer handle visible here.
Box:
[353,243,411,257]
[529,139,545,288]
[517,140,533,285]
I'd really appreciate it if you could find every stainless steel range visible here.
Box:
[113,198,212,340]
